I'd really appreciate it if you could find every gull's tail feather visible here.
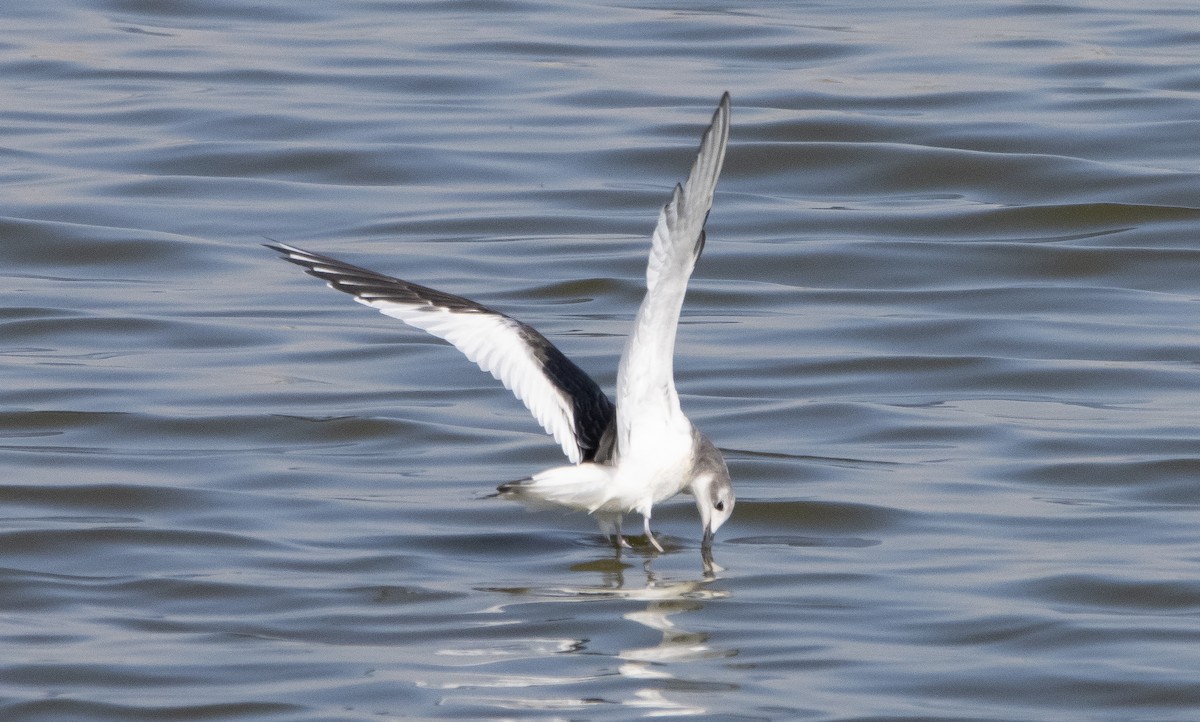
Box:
[497,463,618,513]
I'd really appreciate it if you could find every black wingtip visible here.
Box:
[716,92,731,118]
[496,479,531,495]
[263,240,299,258]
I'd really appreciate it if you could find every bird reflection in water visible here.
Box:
[412,560,734,716]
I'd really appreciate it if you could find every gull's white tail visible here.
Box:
[498,463,618,512]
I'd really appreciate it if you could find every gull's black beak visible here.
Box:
[701,528,717,573]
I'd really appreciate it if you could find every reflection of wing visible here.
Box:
[267,243,614,463]
[616,92,730,449]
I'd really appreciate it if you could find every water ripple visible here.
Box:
[2,0,1199,719]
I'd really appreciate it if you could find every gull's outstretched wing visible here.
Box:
[267,243,615,464]
[616,93,730,450]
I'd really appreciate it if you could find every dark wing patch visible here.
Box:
[526,330,616,462]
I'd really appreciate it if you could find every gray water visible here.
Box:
[3,1,1200,719]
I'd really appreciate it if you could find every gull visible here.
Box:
[267,93,734,553]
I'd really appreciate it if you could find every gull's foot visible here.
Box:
[642,516,664,553]
[616,533,664,553]
[647,532,664,553]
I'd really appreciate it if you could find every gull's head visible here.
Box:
[690,433,734,547]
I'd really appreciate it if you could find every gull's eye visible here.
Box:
[714,500,725,512]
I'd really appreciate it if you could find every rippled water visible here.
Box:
[4,1,1200,719]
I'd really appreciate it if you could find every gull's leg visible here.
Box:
[598,514,630,549]
[643,514,664,552]
[615,517,632,549]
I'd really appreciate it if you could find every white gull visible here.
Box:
[268,93,734,552]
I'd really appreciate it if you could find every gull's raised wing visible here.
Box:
[616,93,730,450]
[266,243,615,464]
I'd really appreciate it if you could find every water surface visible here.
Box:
[3,1,1200,719]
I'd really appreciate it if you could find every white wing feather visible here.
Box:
[367,302,582,463]
[269,243,587,464]
[617,93,730,450]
